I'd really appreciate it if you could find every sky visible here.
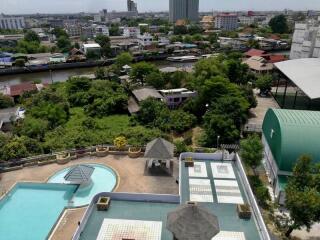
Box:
[1,0,320,14]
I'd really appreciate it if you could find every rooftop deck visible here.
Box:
[79,199,179,240]
[180,158,262,240]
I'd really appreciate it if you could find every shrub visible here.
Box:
[248,175,271,209]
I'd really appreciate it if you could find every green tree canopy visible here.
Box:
[269,15,289,34]
[240,134,263,173]
[0,93,14,109]
[57,36,72,53]
[94,34,111,57]
[285,155,320,237]
[256,74,273,94]
[130,62,158,85]
[24,30,40,43]
[115,52,133,70]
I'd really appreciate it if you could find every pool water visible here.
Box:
[0,183,77,240]
[48,164,117,206]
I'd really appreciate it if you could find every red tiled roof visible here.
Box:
[268,55,286,63]
[10,82,37,97]
[245,48,266,57]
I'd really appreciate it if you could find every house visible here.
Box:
[128,88,164,114]
[49,53,66,64]
[123,27,140,38]
[262,108,320,203]
[0,107,25,132]
[68,48,86,62]
[219,37,247,51]
[243,56,274,73]
[244,48,266,58]
[138,33,153,47]
[82,43,101,57]
[159,88,197,109]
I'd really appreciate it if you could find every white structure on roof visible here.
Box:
[159,88,197,108]
[275,58,320,99]
[94,25,109,37]
[290,22,320,59]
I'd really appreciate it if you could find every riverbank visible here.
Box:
[0,60,195,86]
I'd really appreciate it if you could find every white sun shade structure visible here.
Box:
[275,58,320,100]
[64,164,95,185]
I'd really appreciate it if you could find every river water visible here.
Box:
[0,61,195,86]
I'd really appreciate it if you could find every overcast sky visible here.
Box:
[1,0,320,14]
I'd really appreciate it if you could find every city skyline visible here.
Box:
[2,0,320,14]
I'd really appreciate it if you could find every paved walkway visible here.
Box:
[246,89,279,129]
[0,154,179,240]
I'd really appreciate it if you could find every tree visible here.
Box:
[174,25,188,35]
[94,34,111,57]
[136,98,167,126]
[52,28,69,38]
[130,62,158,85]
[109,24,120,36]
[74,42,80,49]
[95,67,106,79]
[57,36,72,53]
[285,155,320,237]
[240,134,263,174]
[0,93,14,109]
[145,72,166,89]
[24,30,40,43]
[115,52,133,70]
[15,117,48,140]
[269,15,289,34]
[14,59,25,67]
[1,137,29,161]
[256,74,273,95]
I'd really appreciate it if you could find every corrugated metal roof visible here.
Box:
[275,58,320,99]
[132,88,164,102]
[262,108,320,172]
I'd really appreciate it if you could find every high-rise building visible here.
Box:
[215,13,238,31]
[127,0,138,12]
[169,0,199,23]
[0,14,25,30]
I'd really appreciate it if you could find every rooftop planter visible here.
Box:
[97,196,111,211]
[56,152,71,165]
[95,146,109,157]
[128,147,142,158]
[237,204,251,219]
[184,157,194,167]
[75,148,90,158]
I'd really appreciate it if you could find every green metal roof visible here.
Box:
[262,108,320,172]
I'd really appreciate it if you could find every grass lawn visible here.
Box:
[43,108,163,150]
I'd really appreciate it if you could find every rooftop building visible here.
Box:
[127,0,138,12]
[243,56,274,73]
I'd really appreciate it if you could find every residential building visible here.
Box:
[290,22,320,59]
[0,14,25,30]
[0,107,25,132]
[127,0,138,12]
[243,56,274,74]
[47,19,64,28]
[169,0,199,22]
[262,108,320,202]
[81,26,95,39]
[219,37,247,51]
[94,25,109,37]
[215,13,238,31]
[138,33,153,47]
[94,14,102,22]
[106,11,138,20]
[238,16,256,26]
[123,27,140,38]
[82,43,101,56]
[159,88,197,108]
[65,25,82,37]
[200,15,215,30]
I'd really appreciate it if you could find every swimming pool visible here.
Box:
[48,164,117,206]
[0,183,77,240]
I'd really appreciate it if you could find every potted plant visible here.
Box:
[184,157,194,167]
[97,196,111,211]
[128,146,142,158]
[237,204,251,219]
[109,136,129,155]
[56,152,71,165]
[95,146,109,157]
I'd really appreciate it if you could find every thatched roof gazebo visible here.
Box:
[167,202,220,240]
[64,164,95,185]
[144,138,174,160]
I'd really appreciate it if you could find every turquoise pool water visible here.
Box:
[0,183,77,240]
[48,164,117,206]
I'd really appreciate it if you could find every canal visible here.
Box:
[0,61,195,86]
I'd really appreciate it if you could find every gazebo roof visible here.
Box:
[64,164,95,183]
[144,138,174,159]
[167,202,220,240]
